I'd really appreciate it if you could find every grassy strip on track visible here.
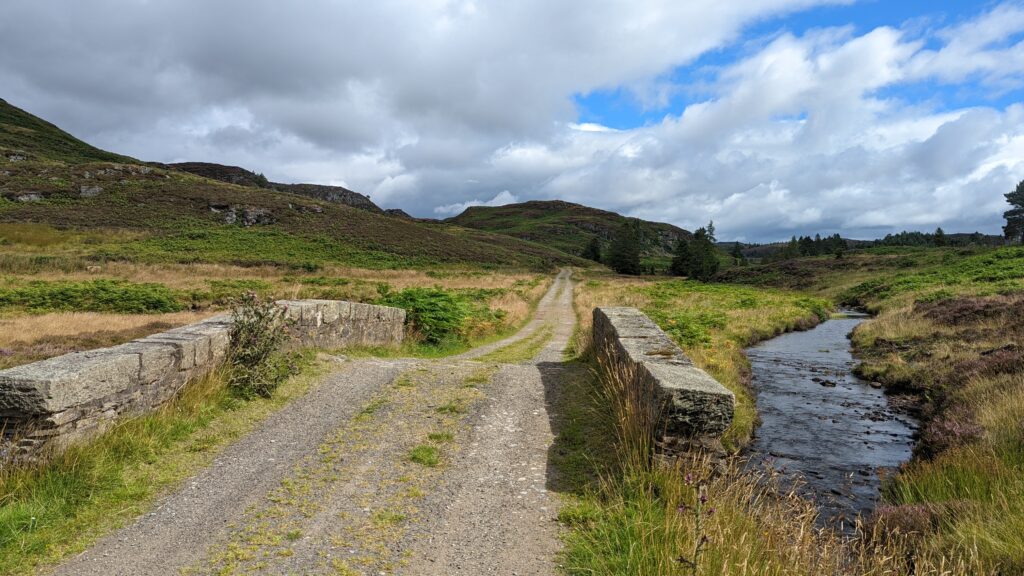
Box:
[475,324,554,364]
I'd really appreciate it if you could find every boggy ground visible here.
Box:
[51,269,576,576]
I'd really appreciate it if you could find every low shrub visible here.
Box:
[0,279,181,313]
[227,293,295,399]
[377,287,468,345]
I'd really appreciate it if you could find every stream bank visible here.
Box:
[744,312,917,527]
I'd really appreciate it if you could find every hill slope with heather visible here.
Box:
[447,200,691,258]
[166,162,385,214]
[0,99,585,270]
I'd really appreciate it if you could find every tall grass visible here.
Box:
[556,348,992,575]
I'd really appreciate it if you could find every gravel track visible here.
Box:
[400,268,575,575]
[51,269,576,576]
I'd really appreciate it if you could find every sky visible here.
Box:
[1,1,1022,242]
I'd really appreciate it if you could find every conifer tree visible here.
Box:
[688,228,720,281]
[934,227,947,247]
[607,221,642,275]
[582,236,602,262]
[1005,179,1024,244]
[729,242,745,265]
[670,238,691,276]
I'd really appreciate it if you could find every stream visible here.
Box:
[745,312,917,528]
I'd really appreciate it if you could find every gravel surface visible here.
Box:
[51,269,576,576]
[400,268,575,575]
[52,359,415,576]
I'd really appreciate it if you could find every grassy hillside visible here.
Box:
[166,162,386,214]
[447,200,691,259]
[0,99,585,271]
[0,98,134,165]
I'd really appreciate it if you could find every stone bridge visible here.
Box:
[0,300,405,453]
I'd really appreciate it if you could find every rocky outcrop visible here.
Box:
[271,183,382,213]
[168,162,384,214]
[0,300,405,455]
[384,208,413,219]
[592,307,734,439]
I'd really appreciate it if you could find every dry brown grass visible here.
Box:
[0,311,216,369]
[0,311,213,347]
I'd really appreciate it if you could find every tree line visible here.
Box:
[583,176,1024,279]
[586,220,724,280]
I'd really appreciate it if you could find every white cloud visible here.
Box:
[433,190,519,215]
[0,1,1021,240]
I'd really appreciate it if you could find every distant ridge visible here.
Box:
[447,199,691,258]
[166,161,384,214]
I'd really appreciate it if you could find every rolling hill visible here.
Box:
[447,200,691,258]
[0,98,586,270]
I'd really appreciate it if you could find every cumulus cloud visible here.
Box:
[434,190,519,216]
[0,0,1022,240]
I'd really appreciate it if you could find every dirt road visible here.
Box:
[53,269,576,576]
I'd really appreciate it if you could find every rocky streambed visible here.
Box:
[745,312,917,528]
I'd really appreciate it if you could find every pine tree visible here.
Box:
[934,227,947,247]
[687,228,720,281]
[729,242,745,266]
[607,221,642,275]
[582,236,602,262]
[670,238,692,277]
[1005,179,1024,244]
[706,220,717,243]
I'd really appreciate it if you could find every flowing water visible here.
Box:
[745,312,917,527]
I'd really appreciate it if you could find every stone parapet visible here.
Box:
[1,300,406,453]
[592,307,734,438]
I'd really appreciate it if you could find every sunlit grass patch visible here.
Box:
[475,324,554,363]
[407,445,440,468]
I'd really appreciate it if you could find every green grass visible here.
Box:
[475,324,554,363]
[407,445,440,468]
[435,401,467,415]
[839,246,1024,309]
[427,431,454,443]
[0,98,134,165]
[636,280,829,449]
[0,279,182,313]
[0,352,320,575]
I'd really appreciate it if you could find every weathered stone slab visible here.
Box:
[593,307,734,437]
[0,348,143,415]
[279,299,405,349]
